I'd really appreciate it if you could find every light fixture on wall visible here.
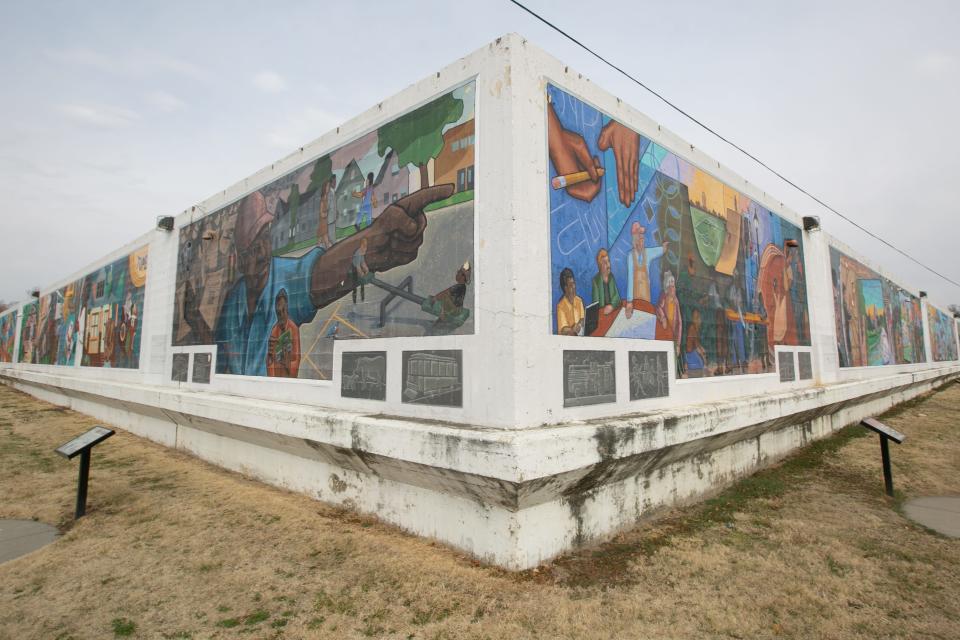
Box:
[156,216,175,232]
[919,291,928,298]
[802,216,820,232]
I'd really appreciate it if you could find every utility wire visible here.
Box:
[507,0,960,292]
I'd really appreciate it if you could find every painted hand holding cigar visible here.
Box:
[548,103,641,207]
[548,102,602,202]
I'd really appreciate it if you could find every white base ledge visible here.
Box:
[3,365,958,569]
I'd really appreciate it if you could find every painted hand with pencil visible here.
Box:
[548,102,603,202]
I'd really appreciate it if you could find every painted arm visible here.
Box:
[308,185,454,309]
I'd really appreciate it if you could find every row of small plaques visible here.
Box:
[342,349,463,407]
[171,352,212,384]
[779,351,813,382]
[563,350,669,408]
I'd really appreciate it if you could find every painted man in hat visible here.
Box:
[184,184,452,376]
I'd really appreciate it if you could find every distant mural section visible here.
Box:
[927,305,958,362]
[15,248,148,368]
[172,82,476,380]
[829,247,925,368]
[547,85,809,379]
[0,311,17,363]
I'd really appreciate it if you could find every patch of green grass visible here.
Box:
[423,189,473,212]
[216,617,241,629]
[244,610,270,625]
[111,618,136,637]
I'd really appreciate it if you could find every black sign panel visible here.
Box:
[563,350,616,407]
[55,426,115,459]
[192,353,212,384]
[628,351,669,400]
[171,353,189,382]
[342,351,387,400]
[861,418,906,444]
[778,351,795,382]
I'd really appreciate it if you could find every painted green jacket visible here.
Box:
[591,273,621,308]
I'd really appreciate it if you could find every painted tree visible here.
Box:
[287,184,301,227]
[377,93,464,188]
[307,155,333,194]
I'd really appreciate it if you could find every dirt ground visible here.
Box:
[1,382,959,640]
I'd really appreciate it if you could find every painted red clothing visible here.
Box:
[267,318,301,378]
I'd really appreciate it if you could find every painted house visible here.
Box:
[334,160,366,230]
[435,119,475,194]
[372,149,409,217]
[271,184,323,254]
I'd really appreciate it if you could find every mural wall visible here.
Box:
[172,82,476,380]
[927,304,958,362]
[0,311,16,363]
[547,84,809,379]
[15,248,149,368]
[829,247,925,367]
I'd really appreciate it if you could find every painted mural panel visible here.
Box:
[927,305,958,362]
[0,310,17,363]
[547,85,809,379]
[829,247,925,367]
[15,248,149,368]
[172,82,476,380]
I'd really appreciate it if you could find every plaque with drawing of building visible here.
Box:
[341,351,387,400]
[563,350,616,407]
[628,351,669,400]
[778,351,795,382]
[401,350,462,407]
[797,351,812,380]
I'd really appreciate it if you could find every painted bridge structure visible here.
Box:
[1,35,958,569]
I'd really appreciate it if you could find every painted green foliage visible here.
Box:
[377,93,464,186]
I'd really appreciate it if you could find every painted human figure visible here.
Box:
[353,172,377,231]
[656,270,682,360]
[625,222,668,313]
[318,174,338,249]
[429,261,472,324]
[685,308,707,376]
[267,288,301,378]
[727,276,747,374]
[556,267,585,336]
[183,185,452,376]
[591,248,623,316]
[351,238,369,304]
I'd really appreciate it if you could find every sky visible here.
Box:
[1,0,958,310]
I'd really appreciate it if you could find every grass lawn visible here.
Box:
[0,381,958,639]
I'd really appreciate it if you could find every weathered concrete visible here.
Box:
[0,520,59,565]
[903,497,960,538]
[1,34,959,568]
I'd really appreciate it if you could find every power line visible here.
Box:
[507,0,960,292]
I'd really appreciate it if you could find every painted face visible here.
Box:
[564,275,577,300]
[276,294,288,324]
[632,229,645,251]
[600,254,611,277]
[240,227,272,292]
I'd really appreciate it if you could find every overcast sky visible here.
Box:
[1,0,958,309]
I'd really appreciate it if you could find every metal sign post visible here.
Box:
[860,418,905,497]
[55,426,115,519]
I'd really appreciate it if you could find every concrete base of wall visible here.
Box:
[3,366,957,569]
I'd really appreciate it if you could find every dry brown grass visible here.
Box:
[1,381,959,640]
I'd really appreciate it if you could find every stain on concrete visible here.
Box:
[329,474,348,494]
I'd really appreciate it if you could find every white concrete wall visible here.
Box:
[2,33,959,569]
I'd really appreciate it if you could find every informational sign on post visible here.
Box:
[860,418,905,497]
[55,426,115,518]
